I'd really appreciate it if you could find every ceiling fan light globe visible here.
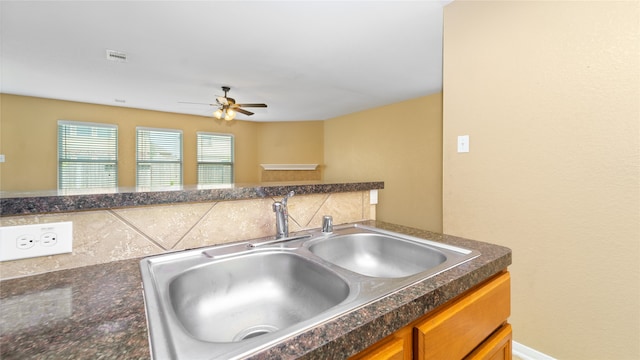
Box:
[213,109,223,119]
[225,109,236,121]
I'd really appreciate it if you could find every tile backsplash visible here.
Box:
[0,191,374,279]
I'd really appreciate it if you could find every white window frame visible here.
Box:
[136,127,183,188]
[57,120,118,190]
[197,132,234,184]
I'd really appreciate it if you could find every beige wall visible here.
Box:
[256,121,324,181]
[443,1,639,359]
[0,94,324,190]
[1,95,437,229]
[256,121,324,165]
[324,94,443,232]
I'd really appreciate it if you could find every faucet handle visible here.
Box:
[322,215,333,234]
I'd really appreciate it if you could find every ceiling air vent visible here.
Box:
[105,49,128,63]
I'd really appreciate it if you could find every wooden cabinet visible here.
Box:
[351,272,511,360]
[415,272,511,360]
[350,326,413,360]
[465,324,512,360]
[349,336,406,360]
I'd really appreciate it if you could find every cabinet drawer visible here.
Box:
[414,272,511,360]
[465,323,512,360]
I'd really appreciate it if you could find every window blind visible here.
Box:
[58,120,118,189]
[197,132,234,184]
[136,127,183,187]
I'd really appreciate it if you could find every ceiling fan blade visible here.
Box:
[179,101,215,106]
[234,108,254,116]
[235,103,267,108]
[216,97,228,106]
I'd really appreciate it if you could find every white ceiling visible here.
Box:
[1,1,450,122]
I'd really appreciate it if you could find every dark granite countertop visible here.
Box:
[0,181,384,216]
[0,221,511,359]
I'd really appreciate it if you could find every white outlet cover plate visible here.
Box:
[370,189,379,205]
[0,222,73,261]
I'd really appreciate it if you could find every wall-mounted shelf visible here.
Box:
[260,164,319,171]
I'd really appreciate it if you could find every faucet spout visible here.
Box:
[273,191,295,239]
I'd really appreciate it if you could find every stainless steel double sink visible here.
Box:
[139,224,480,359]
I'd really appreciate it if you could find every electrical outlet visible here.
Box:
[370,189,379,205]
[0,222,73,261]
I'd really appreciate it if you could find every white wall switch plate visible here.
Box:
[457,135,470,153]
[0,222,73,261]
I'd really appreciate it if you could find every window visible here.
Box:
[136,127,182,187]
[197,132,234,184]
[58,120,118,190]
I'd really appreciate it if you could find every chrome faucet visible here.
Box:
[273,191,294,239]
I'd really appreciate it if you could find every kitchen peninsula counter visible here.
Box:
[0,221,511,360]
[0,181,384,216]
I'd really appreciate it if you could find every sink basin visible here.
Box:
[168,251,350,343]
[308,233,447,278]
[140,224,480,359]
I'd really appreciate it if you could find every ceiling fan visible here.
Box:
[180,86,267,121]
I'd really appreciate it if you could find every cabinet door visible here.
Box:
[414,272,511,360]
[350,325,412,360]
[349,337,405,360]
[465,323,512,360]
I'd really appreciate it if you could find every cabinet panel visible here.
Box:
[350,326,411,360]
[414,272,511,360]
[349,337,404,360]
[465,323,512,360]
